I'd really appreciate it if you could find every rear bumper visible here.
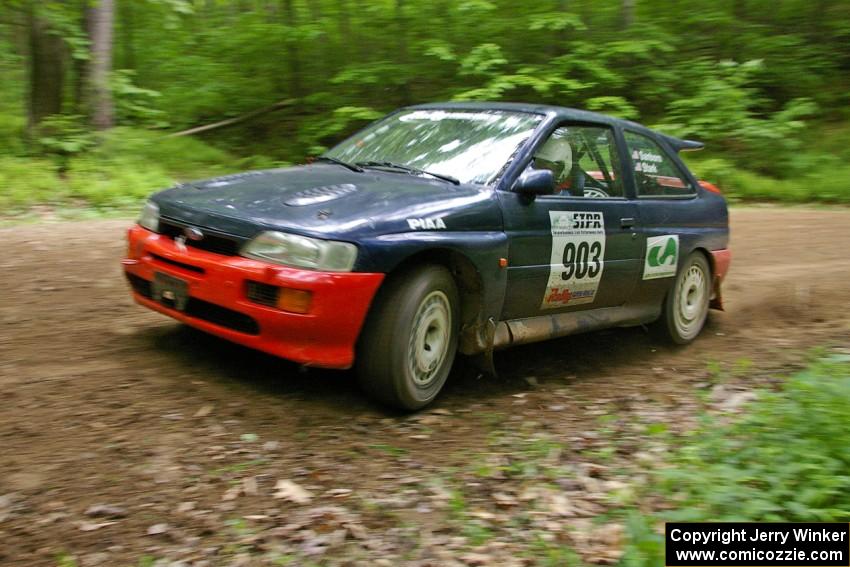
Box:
[709,248,732,310]
[122,225,384,369]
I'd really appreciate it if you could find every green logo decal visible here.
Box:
[648,236,677,267]
[643,235,679,280]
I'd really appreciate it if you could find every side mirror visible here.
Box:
[512,169,555,196]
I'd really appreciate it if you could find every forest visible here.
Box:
[1,0,849,212]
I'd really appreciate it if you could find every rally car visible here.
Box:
[122,102,730,410]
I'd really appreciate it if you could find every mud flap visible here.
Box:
[466,317,498,377]
[710,279,724,311]
[708,248,731,311]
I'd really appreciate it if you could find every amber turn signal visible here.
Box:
[278,288,313,314]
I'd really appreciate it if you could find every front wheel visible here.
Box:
[657,252,711,344]
[356,265,459,410]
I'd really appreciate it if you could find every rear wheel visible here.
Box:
[356,265,459,410]
[658,252,711,344]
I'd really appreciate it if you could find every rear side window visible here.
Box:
[624,131,695,198]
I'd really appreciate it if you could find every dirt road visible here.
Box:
[1,207,849,566]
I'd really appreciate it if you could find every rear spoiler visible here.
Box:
[659,133,704,152]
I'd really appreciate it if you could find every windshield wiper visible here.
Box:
[356,161,460,185]
[314,156,364,173]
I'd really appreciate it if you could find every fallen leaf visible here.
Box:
[193,404,214,418]
[492,492,517,507]
[146,523,169,536]
[222,485,242,501]
[175,502,195,514]
[84,504,127,518]
[326,488,352,499]
[242,476,259,496]
[273,480,312,504]
[79,521,117,532]
[547,492,574,517]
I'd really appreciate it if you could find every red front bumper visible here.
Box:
[122,225,384,369]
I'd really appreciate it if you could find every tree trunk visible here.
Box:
[554,0,569,57]
[27,5,66,132]
[88,0,115,130]
[622,0,636,29]
[396,0,411,105]
[118,0,135,69]
[72,1,92,114]
[282,0,302,98]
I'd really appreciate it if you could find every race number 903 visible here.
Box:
[562,241,602,280]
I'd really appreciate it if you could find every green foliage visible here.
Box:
[112,70,167,128]
[0,111,28,155]
[0,128,257,212]
[54,553,78,567]
[38,1,90,61]
[3,0,850,208]
[585,96,639,120]
[657,358,850,522]
[622,358,850,565]
[620,513,665,567]
[687,156,850,204]
[297,106,384,156]
[657,59,817,175]
[34,115,96,171]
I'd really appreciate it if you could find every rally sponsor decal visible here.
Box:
[542,211,606,309]
[407,217,447,230]
[643,234,679,279]
[632,148,663,174]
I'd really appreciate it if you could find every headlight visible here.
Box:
[138,201,160,232]
[241,231,358,272]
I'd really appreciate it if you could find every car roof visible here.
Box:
[405,101,704,152]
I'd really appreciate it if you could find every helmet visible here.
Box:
[534,135,572,181]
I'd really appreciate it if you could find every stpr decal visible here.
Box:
[542,211,606,309]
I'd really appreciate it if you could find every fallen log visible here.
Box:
[167,99,296,137]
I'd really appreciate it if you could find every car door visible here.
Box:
[621,128,715,303]
[498,122,643,321]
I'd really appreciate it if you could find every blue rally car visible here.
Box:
[123,102,731,409]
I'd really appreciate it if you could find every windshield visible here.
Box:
[324,109,543,185]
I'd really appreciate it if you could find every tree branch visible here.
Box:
[167,99,296,137]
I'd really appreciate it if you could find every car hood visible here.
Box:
[153,164,501,240]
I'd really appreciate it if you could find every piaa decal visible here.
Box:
[407,217,447,230]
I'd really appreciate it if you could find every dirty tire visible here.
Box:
[657,251,712,345]
[356,265,459,411]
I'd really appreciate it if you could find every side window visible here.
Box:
[624,131,695,197]
[526,124,624,198]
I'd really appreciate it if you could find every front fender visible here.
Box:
[357,231,510,353]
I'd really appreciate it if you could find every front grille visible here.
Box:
[150,253,205,274]
[159,219,244,256]
[245,281,279,307]
[185,299,260,335]
[126,273,153,298]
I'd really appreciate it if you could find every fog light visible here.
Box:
[278,288,313,314]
